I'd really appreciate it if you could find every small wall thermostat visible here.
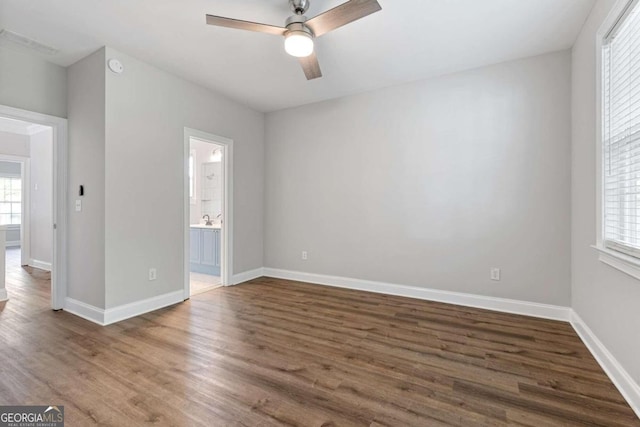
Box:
[107,58,124,74]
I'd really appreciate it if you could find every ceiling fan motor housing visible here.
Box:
[289,0,310,15]
[285,14,314,37]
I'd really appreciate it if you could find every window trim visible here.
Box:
[592,244,640,281]
[594,0,640,277]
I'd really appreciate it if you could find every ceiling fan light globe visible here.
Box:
[284,31,314,57]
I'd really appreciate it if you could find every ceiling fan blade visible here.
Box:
[206,15,286,36]
[305,0,381,37]
[299,52,322,80]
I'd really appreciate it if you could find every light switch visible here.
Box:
[75,199,82,212]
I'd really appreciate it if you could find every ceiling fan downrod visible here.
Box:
[290,0,310,15]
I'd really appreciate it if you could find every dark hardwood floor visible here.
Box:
[0,249,638,426]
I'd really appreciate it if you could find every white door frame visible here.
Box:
[0,105,68,310]
[0,154,30,261]
[183,128,234,299]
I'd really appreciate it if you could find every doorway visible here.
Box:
[0,105,67,310]
[183,128,233,298]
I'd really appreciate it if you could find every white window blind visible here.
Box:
[603,0,640,257]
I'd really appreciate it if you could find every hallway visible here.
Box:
[0,247,51,316]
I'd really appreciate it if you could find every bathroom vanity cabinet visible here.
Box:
[190,225,221,276]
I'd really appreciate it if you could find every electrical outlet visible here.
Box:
[301,251,308,260]
[149,268,157,281]
[75,199,82,212]
[491,268,501,281]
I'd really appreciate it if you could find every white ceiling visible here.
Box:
[0,116,49,135]
[0,0,595,112]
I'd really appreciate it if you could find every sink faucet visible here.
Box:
[203,215,213,226]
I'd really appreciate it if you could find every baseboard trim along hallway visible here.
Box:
[65,290,184,326]
[29,259,52,271]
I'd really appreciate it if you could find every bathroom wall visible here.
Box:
[189,138,223,225]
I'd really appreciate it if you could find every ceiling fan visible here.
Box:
[205,0,382,80]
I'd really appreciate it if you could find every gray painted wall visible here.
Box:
[30,128,53,264]
[0,47,67,118]
[571,0,640,387]
[0,131,30,157]
[66,46,265,310]
[67,48,106,308]
[102,47,264,308]
[265,50,572,306]
[4,228,20,245]
[0,46,62,252]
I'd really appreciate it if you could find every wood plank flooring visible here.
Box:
[0,250,638,426]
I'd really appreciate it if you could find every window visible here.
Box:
[603,0,640,257]
[0,176,21,225]
[189,149,196,205]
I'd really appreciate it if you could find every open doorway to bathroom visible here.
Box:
[184,128,233,297]
[189,138,223,294]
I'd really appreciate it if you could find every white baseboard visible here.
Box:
[103,290,184,325]
[5,240,20,248]
[263,268,571,321]
[0,288,7,301]
[232,267,264,285]
[571,311,640,419]
[64,297,105,325]
[65,290,185,326]
[30,259,52,271]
